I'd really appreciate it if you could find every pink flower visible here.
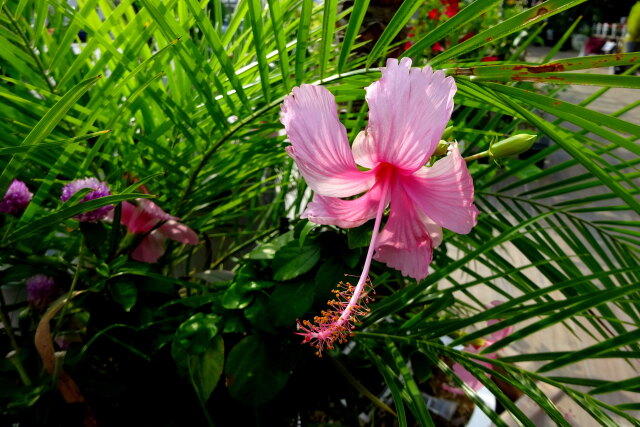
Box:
[445,301,514,394]
[118,199,198,263]
[281,58,478,354]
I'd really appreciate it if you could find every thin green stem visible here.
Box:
[329,355,396,416]
[464,150,490,162]
[7,351,32,385]
[54,236,84,334]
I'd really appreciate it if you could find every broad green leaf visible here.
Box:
[188,335,224,402]
[272,239,321,281]
[225,335,292,406]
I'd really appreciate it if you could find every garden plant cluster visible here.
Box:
[1,0,639,426]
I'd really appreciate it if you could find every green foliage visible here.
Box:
[1,0,639,425]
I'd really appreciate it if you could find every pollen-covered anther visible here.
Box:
[296,277,374,357]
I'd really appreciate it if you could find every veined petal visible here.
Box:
[281,84,374,197]
[303,179,389,228]
[159,220,199,245]
[373,183,442,281]
[403,145,478,234]
[352,130,377,169]
[363,58,456,172]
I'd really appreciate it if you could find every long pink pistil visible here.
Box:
[297,176,391,356]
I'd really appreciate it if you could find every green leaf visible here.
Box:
[338,0,370,72]
[0,75,101,195]
[109,279,138,312]
[221,282,254,310]
[246,0,271,102]
[4,193,154,245]
[272,239,321,281]
[294,0,313,85]
[172,313,221,361]
[319,0,338,80]
[247,231,294,260]
[225,335,292,406]
[188,335,224,402]
[385,340,435,426]
[268,280,315,327]
[347,223,372,249]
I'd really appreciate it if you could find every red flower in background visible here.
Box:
[459,31,475,43]
[428,8,441,20]
[481,56,500,62]
[444,0,459,18]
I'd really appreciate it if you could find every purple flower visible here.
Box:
[61,177,113,222]
[26,274,59,310]
[0,180,33,215]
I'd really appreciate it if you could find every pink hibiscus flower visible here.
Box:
[445,301,514,394]
[118,199,198,263]
[281,58,478,354]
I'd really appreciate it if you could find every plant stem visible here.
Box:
[54,236,84,335]
[7,351,32,385]
[329,355,396,416]
[464,150,490,162]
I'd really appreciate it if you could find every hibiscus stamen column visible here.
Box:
[297,175,390,356]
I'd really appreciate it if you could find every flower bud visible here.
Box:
[433,140,450,157]
[468,338,487,348]
[489,134,536,158]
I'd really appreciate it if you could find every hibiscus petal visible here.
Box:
[159,220,199,245]
[281,84,374,197]
[131,232,166,263]
[352,130,377,169]
[373,183,442,280]
[363,58,456,172]
[303,179,389,228]
[403,144,478,234]
[120,199,177,234]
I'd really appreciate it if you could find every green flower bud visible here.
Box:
[489,134,536,158]
[433,140,450,157]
